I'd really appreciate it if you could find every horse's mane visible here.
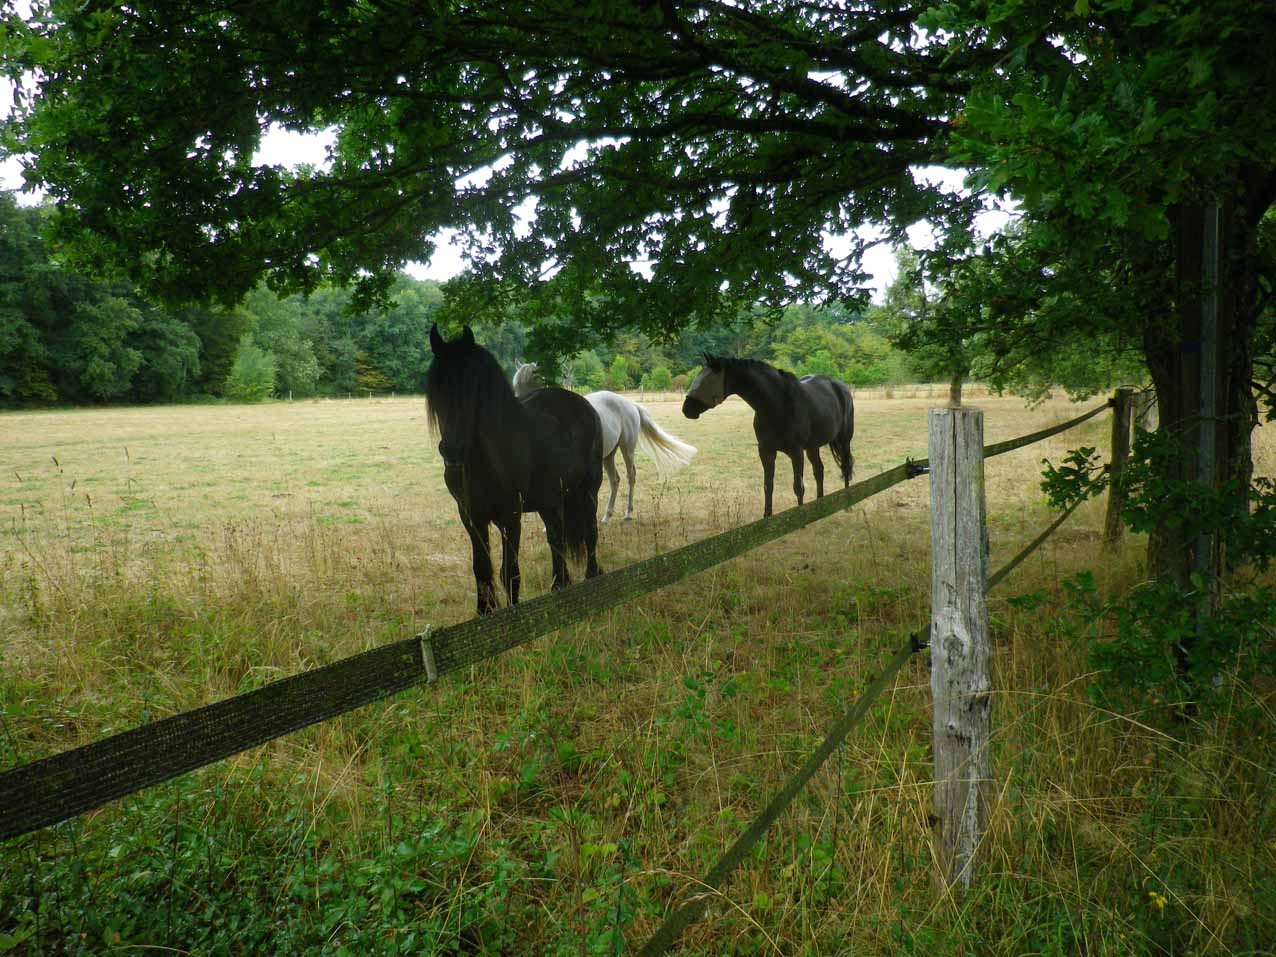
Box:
[712,356,799,385]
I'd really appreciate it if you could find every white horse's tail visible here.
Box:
[635,404,697,475]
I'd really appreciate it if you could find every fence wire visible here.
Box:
[987,496,1086,590]
[984,401,1110,459]
[637,487,1090,956]
[636,636,922,957]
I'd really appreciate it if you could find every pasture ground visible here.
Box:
[1,388,1273,955]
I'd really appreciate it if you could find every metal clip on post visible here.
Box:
[905,458,930,479]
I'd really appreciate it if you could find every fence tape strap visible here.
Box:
[0,463,916,843]
[988,496,1085,591]
[0,640,423,842]
[636,639,918,957]
[983,402,1109,460]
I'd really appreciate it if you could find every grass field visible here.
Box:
[1,389,1273,955]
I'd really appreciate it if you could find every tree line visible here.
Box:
[3,191,972,406]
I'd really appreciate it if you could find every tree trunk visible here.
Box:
[1140,197,1273,690]
[948,372,964,407]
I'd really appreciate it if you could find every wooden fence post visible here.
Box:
[1104,388,1134,549]
[929,407,991,896]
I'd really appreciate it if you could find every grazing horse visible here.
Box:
[513,362,697,522]
[426,325,603,615]
[682,355,854,517]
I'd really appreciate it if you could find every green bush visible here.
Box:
[603,355,633,392]
[224,336,278,401]
[641,366,673,391]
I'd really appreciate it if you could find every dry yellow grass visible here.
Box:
[1,389,1272,955]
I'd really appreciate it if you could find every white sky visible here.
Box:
[3,79,1010,301]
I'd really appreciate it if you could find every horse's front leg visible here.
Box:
[788,448,806,506]
[497,513,522,607]
[541,507,572,590]
[760,447,777,517]
[806,447,825,499]
[465,519,498,615]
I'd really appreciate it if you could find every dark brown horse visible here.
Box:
[682,355,854,517]
[426,325,603,615]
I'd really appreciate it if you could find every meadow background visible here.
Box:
[1,389,1272,955]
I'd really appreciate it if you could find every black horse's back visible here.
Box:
[521,388,603,487]
[520,387,604,562]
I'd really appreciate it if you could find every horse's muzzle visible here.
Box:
[438,439,468,466]
[682,396,707,419]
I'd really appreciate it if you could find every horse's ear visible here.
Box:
[703,353,721,370]
[461,326,476,347]
[429,324,445,354]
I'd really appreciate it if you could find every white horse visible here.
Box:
[513,362,697,522]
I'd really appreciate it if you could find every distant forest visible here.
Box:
[2,192,929,406]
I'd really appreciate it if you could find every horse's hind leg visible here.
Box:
[465,520,498,615]
[497,513,522,606]
[806,447,825,499]
[541,507,572,591]
[621,442,637,521]
[582,494,603,579]
[601,451,620,524]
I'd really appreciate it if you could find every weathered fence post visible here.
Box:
[929,407,991,896]
[1103,388,1134,549]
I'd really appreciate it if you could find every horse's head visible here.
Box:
[682,355,727,419]
[511,361,544,397]
[426,324,484,462]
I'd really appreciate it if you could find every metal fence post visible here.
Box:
[928,407,991,897]
[1103,388,1134,549]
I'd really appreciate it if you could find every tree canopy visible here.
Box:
[2,0,999,338]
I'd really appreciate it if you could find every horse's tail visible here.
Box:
[562,495,589,562]
[635,404,697,475]
[828,385,855,485]
[563,471,601,563]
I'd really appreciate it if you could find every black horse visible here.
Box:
[426,325,603,615]
[682,355,854,517]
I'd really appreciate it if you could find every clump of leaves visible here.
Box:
[1057,429,1276,710]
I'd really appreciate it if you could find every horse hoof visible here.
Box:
[623,514,634,522]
